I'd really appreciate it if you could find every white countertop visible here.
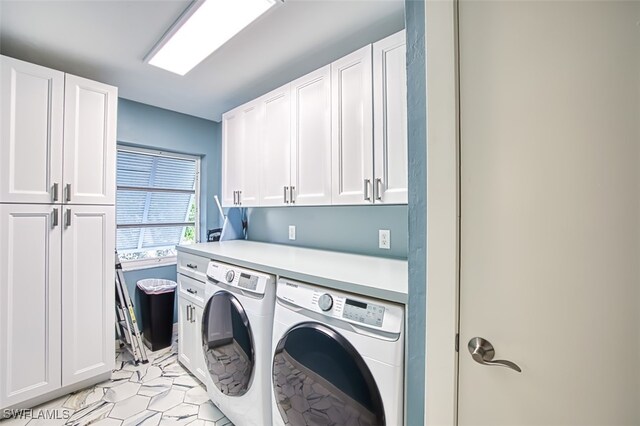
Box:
[176,240,408,304]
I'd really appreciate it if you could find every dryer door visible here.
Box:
[272,322,385,426]
[202,290,254,396]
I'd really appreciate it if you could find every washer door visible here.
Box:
[272,322,385,426]
[202,290,254,396]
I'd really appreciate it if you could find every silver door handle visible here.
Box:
[52,208,59,228]
[364,179,372,201]
[374,178,383,201]
[468,337,521,372]
[284,186,289,204]
[290,186,295,204]
[65,208,71,228]
[65,184,71,202]
[52,183,59,202]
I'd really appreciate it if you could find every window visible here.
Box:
[116,146,200,268]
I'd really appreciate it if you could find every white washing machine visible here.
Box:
[271,278,405,426]
[202,261,276,426]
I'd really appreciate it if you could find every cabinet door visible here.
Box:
[373,30,408,204]
[61,205,115,386]
[178,297,195,373]
[331,45,374,205]
[221,108,243,207]
[238,100,263,207]
[0,56,64,204]
[290,65,332,206]
[0,205,61,408]
[192,305,208,384]
[63,74,117,205]
[260,85,291,207]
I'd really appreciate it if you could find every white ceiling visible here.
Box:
[0,0,405,121]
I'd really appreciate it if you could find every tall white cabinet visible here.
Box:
[0,55,117,410]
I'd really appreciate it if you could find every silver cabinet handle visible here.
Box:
[65,184,71,202]
[186,288,197,295]
[374,178,383,201]
[186,263,197,269]
[468,337,521,372]
[284,186,289,204]
[65,208,71,228]
[237,190,242,205]
[364,179,372,201]
[290,186,295,204]
[52,183,59,202]
[52,208,59,228]
[186,304,192,322]
[232,191,237,205]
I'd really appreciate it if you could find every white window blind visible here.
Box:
[116,147,200,265]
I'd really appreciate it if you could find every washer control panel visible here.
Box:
[277,278,403,335]
[206,261,271,295]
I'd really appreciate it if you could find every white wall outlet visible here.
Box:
[289,225,296,241]
[379,229,391,249]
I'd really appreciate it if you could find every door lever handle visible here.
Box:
[468,337,521,372]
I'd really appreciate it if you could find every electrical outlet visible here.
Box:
[289,225,296,241]
[379,229,390,249]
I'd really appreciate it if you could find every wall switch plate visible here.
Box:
[379,229,390,249]
[289,225,296,240]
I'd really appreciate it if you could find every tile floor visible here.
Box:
[2,336,234,426]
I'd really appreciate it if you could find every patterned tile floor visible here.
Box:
[2,336,234,426]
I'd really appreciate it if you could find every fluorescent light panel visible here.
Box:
[148,0,276,76]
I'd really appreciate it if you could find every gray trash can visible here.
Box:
[137,279,177,351]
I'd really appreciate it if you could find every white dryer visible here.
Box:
[271,278,405,426]
[202,261,276,426]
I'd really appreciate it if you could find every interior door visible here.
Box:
[331,45,373,205]
[457,2,640,425]
[63,74,117,205]
[61,205,115,386]
[0,205,61,408]
[0,56,64,204]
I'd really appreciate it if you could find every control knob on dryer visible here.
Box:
[225,270,235,283]
[318,294,333,312]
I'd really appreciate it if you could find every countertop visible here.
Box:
[176,240,408,304]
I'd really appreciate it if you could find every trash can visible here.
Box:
[137,279,177,352]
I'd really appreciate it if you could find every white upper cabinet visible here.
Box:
[61,205,115,386]
[0,56,64,204]
[331,45,374,205]
[373,30,408,204]
[260,85,291,207]
[0,204,62,408]
[63,74,117,205]
[290,65,332,206]
[238,99,262,207]
[221,108,243,207]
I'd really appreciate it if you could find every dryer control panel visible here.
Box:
[206,261,272,296]
[277,278,404,335]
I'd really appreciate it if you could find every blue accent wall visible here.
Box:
[405,1,427,424]
[247,206,408,259]
[117,98,220,325]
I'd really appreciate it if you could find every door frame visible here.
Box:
[422,0,461,425]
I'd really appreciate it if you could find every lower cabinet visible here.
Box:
[177,285,207,384]
[0,204,115,409]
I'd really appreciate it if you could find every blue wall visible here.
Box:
[405,1,427,424]
[117,98,220,325]
[247,205,408,259]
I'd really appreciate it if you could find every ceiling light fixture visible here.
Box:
[146,0,279,76]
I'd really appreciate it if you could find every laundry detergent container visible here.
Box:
[137,279,177,351]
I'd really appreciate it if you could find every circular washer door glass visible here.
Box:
[201,290,254,396]
[272,322,385,426]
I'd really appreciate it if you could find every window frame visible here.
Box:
[116,144,201,272]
